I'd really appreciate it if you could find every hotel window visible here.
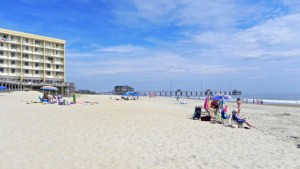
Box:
[25,70,29,74]
[11,60,15,65]
[0,59,3,64]
[47,71,50,76]
[11,53,15,57]
[0,68,3,73]
[35,70,39,74]
[25,38,29,43]
[35,48,38,52]
[0,42,3,47]
[11,44,17,49]
[11,69,15,74]
[35,63,39,67]
[11,36,14,41]
[35,40,40,45]
[23,54,29,59]
[56,44,59,48]
[56,65,59,69]
[0,51,3,56]
[24,62,29,66]
[47,64,51,69]
[25,46,29,50]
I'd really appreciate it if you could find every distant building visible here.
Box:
[114,85,134,95]
[0,28,75,95]
[77,89,96,94]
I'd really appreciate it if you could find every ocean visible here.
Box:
[139,91,300,105]
[174,93,300,105]
[231,93,300,105]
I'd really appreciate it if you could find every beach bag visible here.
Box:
[201,115,211,121]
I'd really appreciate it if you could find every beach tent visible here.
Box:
[122,91,133,96]
[131,93,140,97]
[0,86,7,90]
[122,91,139,97]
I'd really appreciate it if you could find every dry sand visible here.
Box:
[0,91,300,169]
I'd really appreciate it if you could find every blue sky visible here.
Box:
[1,0,300,93]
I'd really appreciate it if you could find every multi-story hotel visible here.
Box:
[0,28,74,94]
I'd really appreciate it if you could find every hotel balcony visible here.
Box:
[9,48,21,53]
[32,59,44,62]
[22,57,32,61]
[1,40,21,44]
[34,51,44,55]
[0,55,8,59]
[23,50,33,54]
[33,66,44,70]
[33,75,44,78]
[45,53,54,56]
[9,73,21,76]
[0,46,8,50]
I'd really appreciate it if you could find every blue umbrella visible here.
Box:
[0,86,7,90]
[212,95,231,101]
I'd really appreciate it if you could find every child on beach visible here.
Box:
[221,106,229,119]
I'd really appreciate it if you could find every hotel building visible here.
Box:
[0,28,74,94]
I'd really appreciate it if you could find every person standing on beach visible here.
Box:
[236,98,241,115]
[72,92,77,104]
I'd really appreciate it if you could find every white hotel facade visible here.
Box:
[0,28,74,94]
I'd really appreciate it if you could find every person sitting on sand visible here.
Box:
[42,93,50,100]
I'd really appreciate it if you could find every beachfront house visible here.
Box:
[114,85,134,95]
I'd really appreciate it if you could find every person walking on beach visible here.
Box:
[72,92,77,104]
[236,98,242,115]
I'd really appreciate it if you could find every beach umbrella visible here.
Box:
[40,86,58,95]
[212,95,231,101]
[40,86,58,91]
[0,86,7,90]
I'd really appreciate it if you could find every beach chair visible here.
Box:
[221,110,230,126]
[213,108,221,122]
[39,96,48,103]
[231,110,243,128]
[192,106,202,120]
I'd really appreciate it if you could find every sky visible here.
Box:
[1,0,300,93]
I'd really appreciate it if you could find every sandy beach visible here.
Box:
[0,91,300,169]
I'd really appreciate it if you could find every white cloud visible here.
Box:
[97,44,145,53]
